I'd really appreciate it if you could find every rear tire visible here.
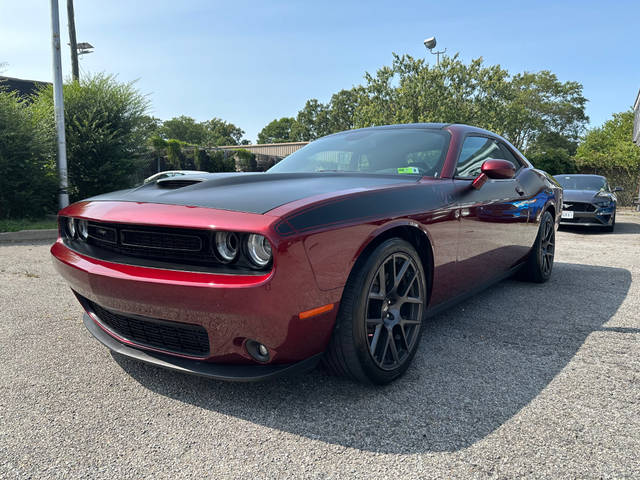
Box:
[519,210,555,283]
[323,238,427,384]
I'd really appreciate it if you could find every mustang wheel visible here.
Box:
[324,238,426,384]
[519,210,555,283]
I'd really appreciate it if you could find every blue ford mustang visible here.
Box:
[555,174,622,232]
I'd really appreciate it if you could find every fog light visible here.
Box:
[246,339,270,362]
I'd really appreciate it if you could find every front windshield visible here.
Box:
[267,128,450,177]
[555,175,606,191]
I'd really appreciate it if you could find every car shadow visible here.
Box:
[113,262,631,454]
[559,220,640,235]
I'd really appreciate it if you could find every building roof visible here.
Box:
[0,76,50,98]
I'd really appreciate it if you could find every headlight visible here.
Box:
[214,231,239,262]
[77,219,89,240]
[66,217,76,238]
[246,234,272,267]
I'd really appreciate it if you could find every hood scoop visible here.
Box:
[156,177,206,189]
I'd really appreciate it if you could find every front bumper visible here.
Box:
[52,237,339,369]
[83,313,323,381]
[560,208,614,227]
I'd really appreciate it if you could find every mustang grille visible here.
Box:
[563,202,596,212]
[84,297,210,357]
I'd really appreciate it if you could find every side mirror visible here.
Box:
[613,186,624,192]
[471,159,516,190]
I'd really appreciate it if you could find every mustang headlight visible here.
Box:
[246,234,272,268]
[214,231,240,262]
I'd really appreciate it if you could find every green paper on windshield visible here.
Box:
[397,167,420,174]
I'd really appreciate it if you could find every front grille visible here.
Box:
[83,297,210,357]
[120,229,202,251]
[563,202,596,212]
[62,220,267,274]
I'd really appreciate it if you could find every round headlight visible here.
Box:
[214,231,239,262]
[77,219,89,240]
[66,217,76,238]
[246,234,272,268]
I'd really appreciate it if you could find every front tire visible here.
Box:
[603,209,616,232]
[519,210,555,283]
[323,238,427,384]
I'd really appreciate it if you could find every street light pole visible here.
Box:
[50,0,70,209]
[424,36,447,66]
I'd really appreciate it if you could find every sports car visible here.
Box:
[555,174,622,232]
[51,123,562,384]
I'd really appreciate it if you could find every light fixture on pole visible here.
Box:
[76,42,94,56]
[424,36,446,65]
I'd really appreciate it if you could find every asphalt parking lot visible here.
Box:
[1,214,639,479]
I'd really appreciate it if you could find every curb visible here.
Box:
[0,229,58,244]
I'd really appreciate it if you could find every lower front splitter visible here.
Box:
[82,313,322,382]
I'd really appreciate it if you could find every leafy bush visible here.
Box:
[30,74,149,201]
[193,149,235,172]
[235,149,257,172]
[0,89,57,218]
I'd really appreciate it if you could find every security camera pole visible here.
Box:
[50,0,70,208]
[424,36,447,65]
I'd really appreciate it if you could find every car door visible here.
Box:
[452,135,532,291]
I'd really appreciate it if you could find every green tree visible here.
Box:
[351,54,587,150]
[291,99,331,141]
[202,117,246,146]
[0,89,56,218]
[31,73,149,201]
[327,88,361,133]
[525,132,578,175]
[575,111,640,172]
[159,115,207,145]
[257,117,297,143]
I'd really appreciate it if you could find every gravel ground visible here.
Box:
[1,214,639,479]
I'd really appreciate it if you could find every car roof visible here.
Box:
[322,123,508,138]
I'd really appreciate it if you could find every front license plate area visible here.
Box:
[561,210,574,219]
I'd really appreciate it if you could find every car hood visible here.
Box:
[86,172,421,214]
[561,189,602,203]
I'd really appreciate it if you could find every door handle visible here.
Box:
[515,185,525,196]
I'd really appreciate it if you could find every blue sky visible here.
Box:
[1,0,638,142]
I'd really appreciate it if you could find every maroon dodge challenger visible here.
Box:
[51,123,561,384]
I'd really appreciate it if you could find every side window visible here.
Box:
[456,136,504,178]
[498,142,523,171]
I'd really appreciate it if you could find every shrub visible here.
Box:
[235,149,257,172]
[0,89,57,218]
[30,74,149,202]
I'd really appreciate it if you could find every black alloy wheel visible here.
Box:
[519,210,555,283]
[324,238,427,384]
[365,253,424,370]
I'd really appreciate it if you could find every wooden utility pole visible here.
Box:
[67,0,79,81]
